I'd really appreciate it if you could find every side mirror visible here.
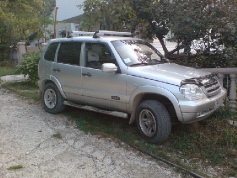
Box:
[101,63,118,73]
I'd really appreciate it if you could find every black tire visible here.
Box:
[136,100,171,143]
[42,83,65,114]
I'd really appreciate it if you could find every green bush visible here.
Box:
[16,51,42,85]
[176,49,237,68]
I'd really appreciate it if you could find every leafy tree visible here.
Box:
[170,1,236,50]
[169,0,237,66]
[44,0,56,17]
[79,0,237,66]
[106,0,137,32]
[130,0,171,55]
[79,0,237,53]
[130,0,237,61]
[77,0,102,31]
[78,0,136,32]
[0,0,55,61]
[1,0,43,40]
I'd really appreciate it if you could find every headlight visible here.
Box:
[180,84,206,100]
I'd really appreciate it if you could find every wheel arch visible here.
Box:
[41,76,67,99]
[128,87,182,124]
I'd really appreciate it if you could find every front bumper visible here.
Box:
[179,89,227,124]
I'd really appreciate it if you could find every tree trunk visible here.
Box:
[157,36,169,57]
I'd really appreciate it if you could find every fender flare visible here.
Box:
[128,85,183,124]
[45,75,67,99]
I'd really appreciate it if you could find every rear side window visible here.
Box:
[57,42,81,65]
[44,42,59,61]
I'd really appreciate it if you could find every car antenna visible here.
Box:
[93,30,100,38]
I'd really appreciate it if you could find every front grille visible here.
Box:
[200,75,221,97]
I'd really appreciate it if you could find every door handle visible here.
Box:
[82,72,92,77]
[53,68,60,72]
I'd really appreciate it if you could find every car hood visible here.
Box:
[127,63,210,86]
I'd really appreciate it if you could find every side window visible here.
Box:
[44,42,59,61]
[57,42,81,65]
[86,43,115,69]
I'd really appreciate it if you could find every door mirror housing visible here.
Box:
[102,63,118,73]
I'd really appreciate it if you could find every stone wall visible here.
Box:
[16,42,47,63]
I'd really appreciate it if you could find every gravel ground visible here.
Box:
[0,88,182,178]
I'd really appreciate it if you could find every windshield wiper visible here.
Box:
[149,59,162,65]
[129,62,149,67]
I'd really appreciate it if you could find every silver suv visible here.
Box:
[38,32,226,143]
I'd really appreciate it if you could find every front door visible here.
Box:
[80,42,127,111]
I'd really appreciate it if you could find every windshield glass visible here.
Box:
[112,40,166,66]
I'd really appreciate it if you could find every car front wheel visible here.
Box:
[43,83,65,114]
[136,100,171,143]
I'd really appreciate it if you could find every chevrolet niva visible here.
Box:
[38,31,226,143]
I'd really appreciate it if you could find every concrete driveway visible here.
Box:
[0,88,182,178]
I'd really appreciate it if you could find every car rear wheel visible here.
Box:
[43,83,65,114]
[136,100,171,143]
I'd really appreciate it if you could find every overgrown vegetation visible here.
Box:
[0,51,42,86]
[16,51,42,86]
[79,0,237,67]
[170,109,237,165]
[1,82,40,101]
[0,62,17,77]
[176,52,237,68]
[0,0,55,61]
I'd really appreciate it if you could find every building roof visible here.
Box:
[61,14,83,24]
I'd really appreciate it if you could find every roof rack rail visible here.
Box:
[70,30,132,37]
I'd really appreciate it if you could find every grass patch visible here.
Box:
[228,171,237,177]
[2,82,40,101]
[166,109,237,167]
[7,165,23,170]
[0,62,17,77]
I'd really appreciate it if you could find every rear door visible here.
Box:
[52,42,83,101]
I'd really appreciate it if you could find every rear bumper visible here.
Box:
[179,89,227,124]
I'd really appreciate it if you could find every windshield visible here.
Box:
[112,40,166,66]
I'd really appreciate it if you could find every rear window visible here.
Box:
[44,42,59,61]
[57,42,82,65]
